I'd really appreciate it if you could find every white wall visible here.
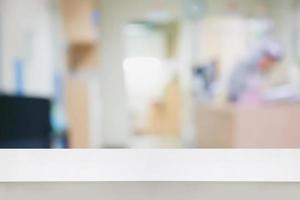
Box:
[204,0,297,64]
[98,0,182,147]
[0,0,55,98]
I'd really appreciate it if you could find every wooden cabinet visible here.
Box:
[60,0,100,70]
[60,0,98,43]
[197,103,300,148]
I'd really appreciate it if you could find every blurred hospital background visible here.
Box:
[1,0,300,148]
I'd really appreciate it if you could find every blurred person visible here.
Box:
[193,60,218,101]
[228,39,283,103]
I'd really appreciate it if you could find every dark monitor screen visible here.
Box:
[0,95,51,148]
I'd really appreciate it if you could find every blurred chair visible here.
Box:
[0,95,51,148]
